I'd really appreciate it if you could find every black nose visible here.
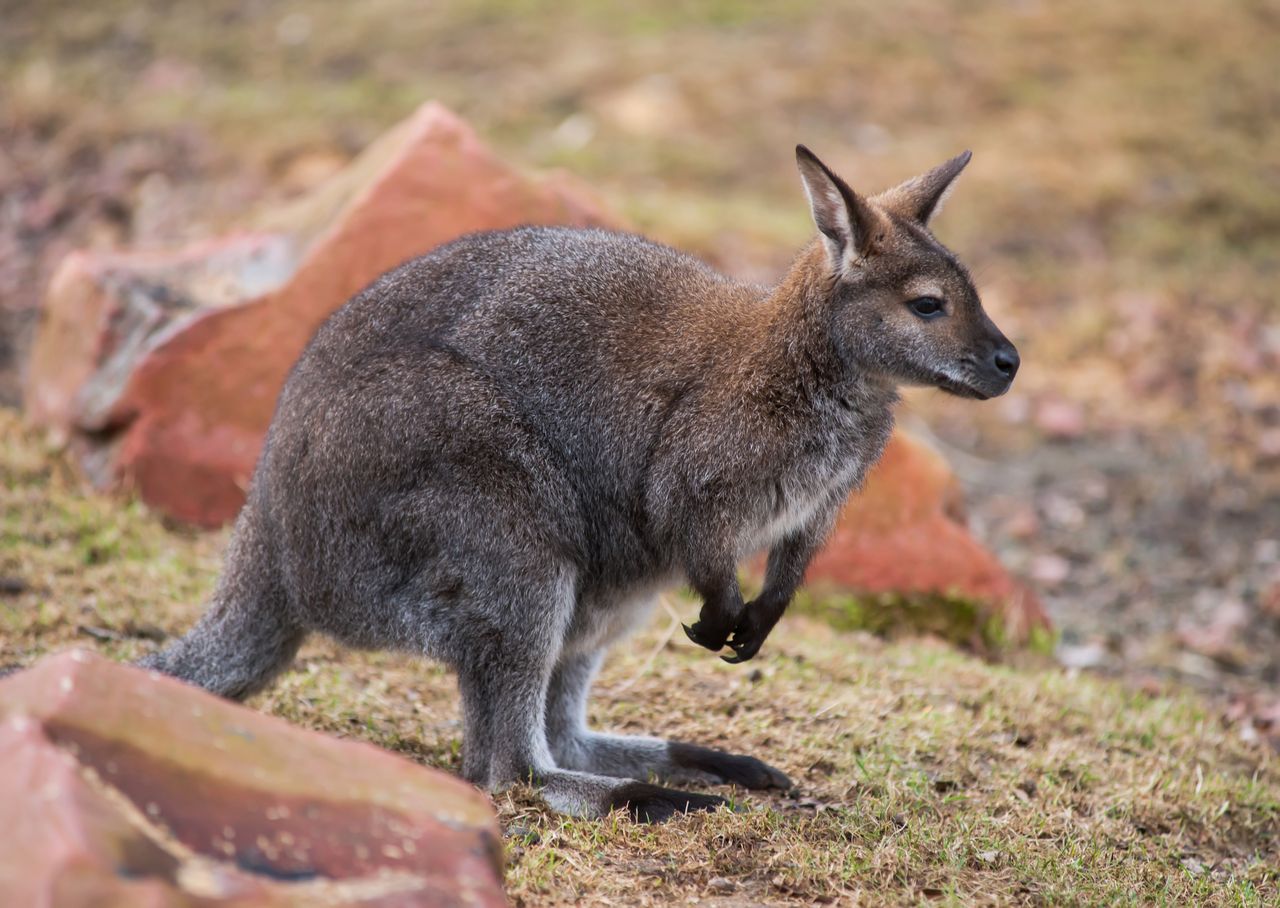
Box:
[992,345,1020,379]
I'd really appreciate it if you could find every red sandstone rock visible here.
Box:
[25,102,613,526]
[802,433,1049,641]
[0,650,506,907]
[25,234,297,447]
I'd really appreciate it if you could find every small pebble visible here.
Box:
[504,825,540,845]
[706,876,736,893]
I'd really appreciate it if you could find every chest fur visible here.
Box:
[739,404,893,555]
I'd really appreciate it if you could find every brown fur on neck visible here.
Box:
[728,240,889,407]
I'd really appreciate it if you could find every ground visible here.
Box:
[3,408,1278,904]
[2,1,1279,904]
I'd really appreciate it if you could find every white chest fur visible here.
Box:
[739,452,865,557]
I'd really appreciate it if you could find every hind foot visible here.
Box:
[606,781,730,823]
[668,741,793,791]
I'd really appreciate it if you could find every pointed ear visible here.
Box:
[874,150,972,226]
[795,145,884,271]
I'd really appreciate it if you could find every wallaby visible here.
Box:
[140,146,1018,822]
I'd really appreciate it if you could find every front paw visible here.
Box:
[682,619,731,651]
[721,612,771,664]
[721,626,765,663]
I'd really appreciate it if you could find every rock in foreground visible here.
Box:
[0,650,505,907]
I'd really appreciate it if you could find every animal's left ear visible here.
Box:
[874,150,972,226]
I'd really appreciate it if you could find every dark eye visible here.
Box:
[908,296,946,319]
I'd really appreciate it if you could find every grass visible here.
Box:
[3,410,1277,905]
[789,587,1056,658]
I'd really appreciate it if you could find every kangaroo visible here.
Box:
[140,146,1018,822]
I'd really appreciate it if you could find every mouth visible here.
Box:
[933,372,992,400]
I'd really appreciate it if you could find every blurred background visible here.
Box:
[1,1,1277,701]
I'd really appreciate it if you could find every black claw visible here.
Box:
[668,742,792,791]
[767,768,795,790]
[721,633,762,664]
[683,621,729,652]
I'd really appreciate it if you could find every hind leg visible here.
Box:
[454,566,730,821]
[545,649,792,791]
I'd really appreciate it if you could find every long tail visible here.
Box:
[137,508,304,700]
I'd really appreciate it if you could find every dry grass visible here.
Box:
[4,411,1277,905]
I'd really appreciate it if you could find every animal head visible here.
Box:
[795,145,1018,400]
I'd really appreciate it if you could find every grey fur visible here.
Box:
[140,147,1017,821]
